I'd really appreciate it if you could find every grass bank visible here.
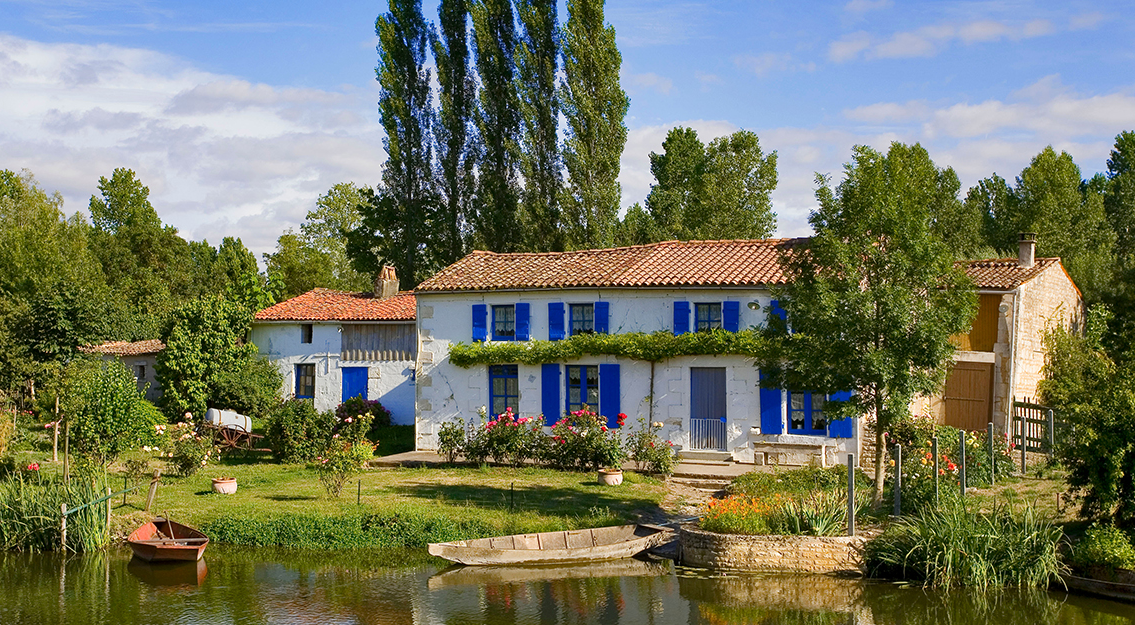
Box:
[107,461,666,550]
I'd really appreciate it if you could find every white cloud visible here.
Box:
[0,34,384,260]
[828,32,872,62]
[844,0,892,14]
[626,72,674,95]
[734,52,814,77]
[1070,12,1105,30]
[831,17,1064,62]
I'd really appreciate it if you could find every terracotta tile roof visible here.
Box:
[415,239,804,291]
[254,289,416,322]
[80,339,165,357]
[959,257,1061,290]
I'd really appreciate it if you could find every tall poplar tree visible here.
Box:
[560,0,628,250]
[1106,131,1135,260]
[354,0,436,288]
[430,0,475,266]
[470,0,523,252]
[515,0,563,252]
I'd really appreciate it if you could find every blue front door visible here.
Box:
[342,367,368,402]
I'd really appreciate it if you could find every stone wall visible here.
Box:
[679,525,869,573]
[1014,263,1084,404]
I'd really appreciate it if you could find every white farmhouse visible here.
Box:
[251,268,418,424]
[413,239,858,466]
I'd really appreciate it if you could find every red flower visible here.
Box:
[26,463,39,471]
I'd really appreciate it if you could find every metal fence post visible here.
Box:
[932,436,939,507]
[893,445,902,516]
[987,422,995,488]
[959,430,967,498]
[1019,415,1027,473]
[847,453,855,537]
[1046,409,1055,461]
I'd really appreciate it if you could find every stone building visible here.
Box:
[79,339,165,402]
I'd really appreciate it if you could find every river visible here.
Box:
[1,547,1132,624]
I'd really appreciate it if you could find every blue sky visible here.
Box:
[1,0,1133,258]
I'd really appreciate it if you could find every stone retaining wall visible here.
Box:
[680,525,870,573]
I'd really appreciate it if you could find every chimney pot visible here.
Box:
[374,266,399,299]
[1018,233,1036,269]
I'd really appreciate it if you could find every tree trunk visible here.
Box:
[872,390,886,507]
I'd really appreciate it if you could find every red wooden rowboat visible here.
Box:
[127,517,209,562]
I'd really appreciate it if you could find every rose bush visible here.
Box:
[316,439,375,497]
[465,407,544,467]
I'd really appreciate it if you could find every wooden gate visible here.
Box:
[942,361,994,431]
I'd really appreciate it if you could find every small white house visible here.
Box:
[413,239,859,466]
[80,339,165,403]
[252,268,417,424]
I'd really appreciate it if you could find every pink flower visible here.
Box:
[345,417,353,423]
[44,422,53,429]
[26,463,39,471]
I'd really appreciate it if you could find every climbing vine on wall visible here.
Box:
[447,329,768,367]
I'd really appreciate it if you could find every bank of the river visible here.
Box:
[104,462,669,549]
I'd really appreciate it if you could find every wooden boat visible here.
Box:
[427,524,672,566]
[127,558,209,586]
[428,557,671,589]
[127,517,209,563]
[1061,568,1135,604]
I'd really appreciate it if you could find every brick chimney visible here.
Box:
[1018,232,1036,269]
[374,265,399,299]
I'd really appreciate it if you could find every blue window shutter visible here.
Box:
[759,372,783,435]
[599,364,621,428]
[673,301,690,335]
[594,301,609,334]
[769,299,786,321]
[548,302,565,341]
[472,304,487,342]
[542,364,561,426]
[827,390,855,438]
[515,303,530,341]
[723,301,740,332]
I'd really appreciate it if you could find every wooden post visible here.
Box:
[60,503,67,552]
[987,422,995,488]
[357,479,361,506]
[106,486,112,533]
[959,430,967,498]
[847,453,856,537]
[892,445,902,517]
[144,470,161,513]
[1046,409,1055,461]
[1020,415,1027,474]
[63,419,70,486]
[932,436,939,507]
[123,476,128,506]
[52,396,59,463]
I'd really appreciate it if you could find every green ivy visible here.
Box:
[448,329,768,367]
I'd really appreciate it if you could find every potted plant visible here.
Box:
[598,466,624,486]
[211,476,238,494]
[596,413,628,486]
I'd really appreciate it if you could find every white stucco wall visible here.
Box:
[415,288,859,463]
[251,321,417,425]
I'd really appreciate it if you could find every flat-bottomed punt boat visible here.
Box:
[428,524,671,566]
[127,517,209,563]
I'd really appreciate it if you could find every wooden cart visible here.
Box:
[201,408,268,452]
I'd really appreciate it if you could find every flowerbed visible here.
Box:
[702,489,864,537]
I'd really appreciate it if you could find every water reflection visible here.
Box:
[0,548,1132,625]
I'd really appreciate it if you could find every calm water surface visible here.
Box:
[2,547,1133,624]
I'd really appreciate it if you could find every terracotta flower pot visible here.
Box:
[211,477,238,495]
[598,468,623,486]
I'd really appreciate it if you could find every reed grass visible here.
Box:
[0,471,111,553]
[863,501,1064,589]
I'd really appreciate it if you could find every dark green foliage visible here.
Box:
[560,0,628,250]
[203,510,496,550]
[864,502,1064,588]
[626,417,677,476]
[373,424,414,456]
[643,127,705,240]
[62,359,161,466]
[436,420,466,464]
[470,0,523,252]
[430,0,475,266]
[270,184,372,298]
[763,142,978,504]
[1106,131,1135,259]
[24,285,109,363]
[965,173,1016,253]
[515,0,563,252]
[449,329,767,367]
[211,356,283,421]
[335,397,392,438]
[1070,524,1135,571]
[156,295,258,420]
[728,465,871,499]
[266,399,335,463]
[1039,305,1135,525]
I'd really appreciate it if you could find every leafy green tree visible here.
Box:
[515,0,563,252]
[613,203,658,246]
[470,0,523,252]
[926,166,986,258]
[1106,131,1135,259]
[271,184,371,298]
[156,296,259,420]
[1040,305,1135,525]
[265,232,337,299]
[63,358,162,466]
[760,142,977,505]
[212,355,283,420]
[697,130,777,240]
[560,0,628,250]
[430,0,476,265]
[25,285,109,363]
[963,174,1016,254]
[644,127,706,240]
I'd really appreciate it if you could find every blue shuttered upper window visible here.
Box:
[515,303,530,341]
[492,305,515,340]
[570,304,594,335]
[723,301,740,332]
[695,303,723,331]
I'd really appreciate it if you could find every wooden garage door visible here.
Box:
[943,361,994,432]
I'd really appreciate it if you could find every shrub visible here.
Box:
[266,399,335,463]
[316,439,375,497]
[627,416,677,476]
[157,421,220,477]
[1070,524,1135,571]
[729,465,870,499]
[465,408,545,467]
[62,359,158,466]
[211,355,283,420]
[336,396,392,436]
[436,420,466,464]
[332,400,375,444]
[547,407,626,471]
[863,501,1064,588]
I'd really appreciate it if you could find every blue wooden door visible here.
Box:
[690,367,727,450]
[342,367,368,402]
